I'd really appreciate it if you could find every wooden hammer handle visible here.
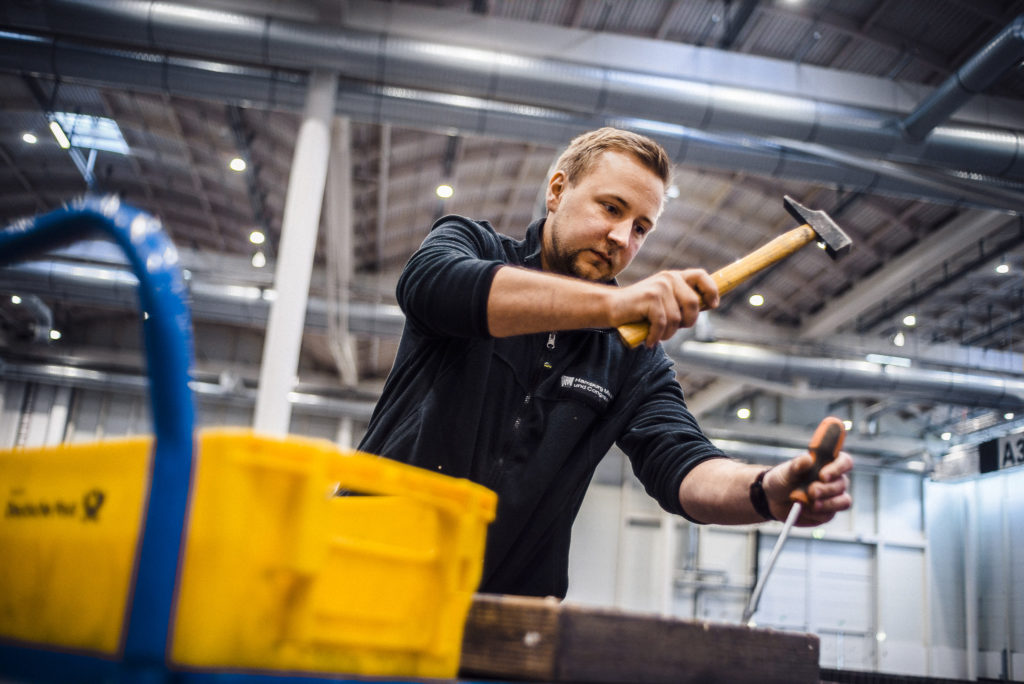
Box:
[617,224,817,348]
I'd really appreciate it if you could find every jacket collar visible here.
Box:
[522,217,545,270]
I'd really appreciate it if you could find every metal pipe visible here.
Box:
[902,15,1024,141]
[0,30,1019,211]
[1,0,1023,181]
[670,340,1024,411]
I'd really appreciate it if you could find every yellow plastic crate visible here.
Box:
[0,428,497,679]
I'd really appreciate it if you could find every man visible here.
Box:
[359,127,853,599]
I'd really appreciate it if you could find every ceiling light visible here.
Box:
[843,420,853,431]
[736,407,751,420]
[666,185,680,199]
[11,295,22,305]
[51,112,129,154]
[748,293,764,307]
[48,329,62,341]
[940,432,952,441]
[1005,412,1015,420]
[49,120,71,149]
[902,314,916,327]
[906,460,925,472]
[996,262,1010,274]
[229,157,247,172]
[435,183,454,199]
[892,331,905,347]
[251,251,266,268]
[22,133,38,144]
[249,230,265,245]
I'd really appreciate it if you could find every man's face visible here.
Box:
[541,150,665,282]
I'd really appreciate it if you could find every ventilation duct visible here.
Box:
[902,15,1024,140]
[4,256,1024,411]
[670,340,1024,411]
[1,31,1023,211]
[1,1,1023,207]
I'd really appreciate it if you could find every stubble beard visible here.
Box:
[547,227,611,283]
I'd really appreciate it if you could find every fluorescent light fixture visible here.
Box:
[229,157,247,172]
[435,183,454,199]
[51,112,129,154]
[249,230,265,245]
[22,132,38,144]
[49,120,71,149]
[906,460,925,472]
[865,353,911,367]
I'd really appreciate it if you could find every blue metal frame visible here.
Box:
[0,196,195,682]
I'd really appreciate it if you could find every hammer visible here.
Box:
[617,195,853,348]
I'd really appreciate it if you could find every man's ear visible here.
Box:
[545,170,566,213]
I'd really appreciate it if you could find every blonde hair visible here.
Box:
[554,127,672,187]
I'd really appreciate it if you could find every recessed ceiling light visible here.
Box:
[940,432,952,441]
[996,263,1010,274]
[22,133,38,144]
[902,314,916,327]
[893,331,905,347]
[48,329,62,341]
[249,230,265,245]
[748,293,764,306]
[251,251,266,268]
[11,295,22,305]
[1005,412,1015,420]
[736,407,751,420]
[843,420,853,431]
[435,183,454,199]
[229,157,247,172]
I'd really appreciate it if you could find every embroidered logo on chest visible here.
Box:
[559,374,613,409]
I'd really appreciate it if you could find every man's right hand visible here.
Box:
[612,268,720,347]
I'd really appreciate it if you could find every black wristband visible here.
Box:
[749,468,776,521]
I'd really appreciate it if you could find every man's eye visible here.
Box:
[604,203,619,215]
[634,224,648,237]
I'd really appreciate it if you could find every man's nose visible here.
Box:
[607,220,631,248]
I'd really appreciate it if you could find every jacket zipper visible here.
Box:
[512,332,557,434]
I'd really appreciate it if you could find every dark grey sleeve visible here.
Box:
[617,353,729,522]
[396,217,505,339]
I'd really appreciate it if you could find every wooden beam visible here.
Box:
[460,594,820,684]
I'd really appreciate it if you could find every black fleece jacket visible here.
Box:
[358,215,727,598]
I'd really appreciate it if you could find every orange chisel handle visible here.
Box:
[616,224,818,348]
[790,415,845,506]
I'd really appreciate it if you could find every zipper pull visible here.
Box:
[547,332,556,350]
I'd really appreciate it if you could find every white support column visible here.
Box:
[254,70,338,435]
[965,483,979,680]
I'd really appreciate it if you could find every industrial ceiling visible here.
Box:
[2,0,1024,475]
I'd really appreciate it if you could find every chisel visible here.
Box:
[742,415,846,625]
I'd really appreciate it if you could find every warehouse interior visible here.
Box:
[2,0,1024,681]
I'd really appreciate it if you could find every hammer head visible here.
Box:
[783,195,852,260]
